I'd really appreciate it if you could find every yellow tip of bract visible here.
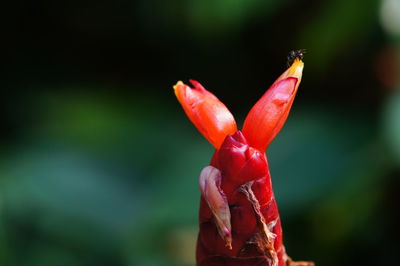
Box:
[173,81,183,93]
[288,58,304,78]
[280,58,304,82]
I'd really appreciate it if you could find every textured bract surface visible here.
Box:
[197,131,285,266]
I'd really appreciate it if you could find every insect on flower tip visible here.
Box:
[287,49,305,66]
[286,49,305,78]
[174,51,313,265]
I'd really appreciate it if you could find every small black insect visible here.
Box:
[287,49,306,67]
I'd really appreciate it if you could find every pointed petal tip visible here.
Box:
[277,58,304,84]
[173,80,184,95]
[189,79,198,86]
[189,79,207,91]
[286,58,304,79]
[242,59,304,151]
[173,80,184,88]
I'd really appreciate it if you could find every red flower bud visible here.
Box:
[218,131,268,186]
[174,58,310,266]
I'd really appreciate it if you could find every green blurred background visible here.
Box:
[2,0,400,265]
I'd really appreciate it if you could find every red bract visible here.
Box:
[174,59,313,266]
[174,79,237,149]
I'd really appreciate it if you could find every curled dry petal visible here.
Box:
[199,166,232,249]
[242,59,304,151]
[174,80,237,149]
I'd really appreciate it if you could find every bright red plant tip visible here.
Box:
[174,58,312,266]
[243,59,304,151]
[174,80,237,149]
[242,77,298,151]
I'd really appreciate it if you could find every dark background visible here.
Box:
[1,0,400,265]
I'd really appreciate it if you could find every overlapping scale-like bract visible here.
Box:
[197,131,285,266]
